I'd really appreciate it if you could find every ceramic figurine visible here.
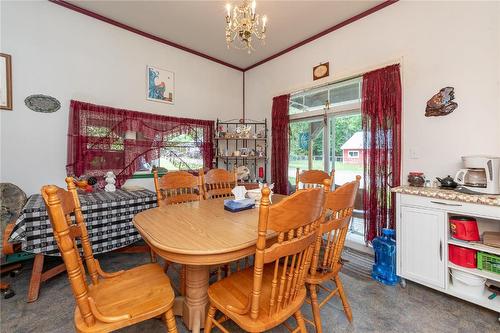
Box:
[104,171,116,192]
[217,125,226,138]
[235,125,252,138]
[236,165,251,181]
[239,147,249,157]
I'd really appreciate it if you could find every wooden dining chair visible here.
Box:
[153,169,204,295]
[305,176,361,333]
[153,169,203,206]
[202,168,237,199]
[41,178,178,333]
[205,186,326,333]
[296,168,334,191]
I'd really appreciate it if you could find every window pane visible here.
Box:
[288,119,324,186]
[159,130,203,171]
[145,128,204,173]
[329,113,363,186]
[289,77,361,115]
[290,96,305,114]
[304,90,328,108]
[330,82,360,104]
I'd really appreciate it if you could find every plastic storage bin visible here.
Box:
[449,244,477,268]
[477,251,500,274]
[450,268,486,298]
[449,216,479,241]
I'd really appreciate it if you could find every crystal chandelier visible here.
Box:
[225,0,268,53]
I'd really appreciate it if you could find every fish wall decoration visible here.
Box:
[425,87,458,117]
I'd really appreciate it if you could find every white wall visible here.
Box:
[2,1,499,195]
[245,1,500,183]
[0,1,242,195]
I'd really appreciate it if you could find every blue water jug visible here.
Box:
[371,228,400,286]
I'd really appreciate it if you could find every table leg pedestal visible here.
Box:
[182,265,209,333]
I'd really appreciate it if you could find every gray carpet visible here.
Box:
[1,252,498,333]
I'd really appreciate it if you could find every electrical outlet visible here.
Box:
[409,148,419,159]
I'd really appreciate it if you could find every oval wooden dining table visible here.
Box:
[133,195,284,333]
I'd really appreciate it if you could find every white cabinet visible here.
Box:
[395,192,500,313]
[397,206,446,290]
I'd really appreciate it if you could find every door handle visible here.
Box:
[430,201,462,207]
[439,240,443,261]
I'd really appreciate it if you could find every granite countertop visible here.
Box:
[391,186,500,207]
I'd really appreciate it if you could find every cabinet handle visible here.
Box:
[430,201,462,207]
[439,240,443,261]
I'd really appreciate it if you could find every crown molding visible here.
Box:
[49,0,398,72]
[48,0,245,71]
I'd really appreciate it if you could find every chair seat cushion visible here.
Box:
[75,263,174,333]
[208,263,306,332]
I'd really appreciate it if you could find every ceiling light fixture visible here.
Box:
[225,0,267,54]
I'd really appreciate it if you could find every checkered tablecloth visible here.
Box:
[9,189,157,256]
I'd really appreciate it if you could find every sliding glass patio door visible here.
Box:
[288,77,367,245]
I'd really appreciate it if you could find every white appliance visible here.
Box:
[455,155,500,194]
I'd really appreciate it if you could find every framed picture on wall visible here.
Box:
[0,53,13,110]
[313,62,329,81]
[146,65,174,104]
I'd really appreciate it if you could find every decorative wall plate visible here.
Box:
[313,62,329,80]
[24,94,61,113]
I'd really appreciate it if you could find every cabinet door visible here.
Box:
[398,206,446,290]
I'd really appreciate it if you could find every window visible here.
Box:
[348,151,359,158]
[289,78,361,115]
[148,128,205,172]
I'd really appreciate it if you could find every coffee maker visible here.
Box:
[455,156,500,194]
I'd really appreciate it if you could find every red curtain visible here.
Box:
[271,94,290,195]
[362,64,402,242]
[67,100,214,188]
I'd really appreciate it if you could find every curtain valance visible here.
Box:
[67,100,214,187]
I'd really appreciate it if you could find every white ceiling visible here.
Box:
[68,0,385,69]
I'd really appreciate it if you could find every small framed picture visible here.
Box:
[313,62,329,81]
[147,65,174,104]
[0,53,13,110]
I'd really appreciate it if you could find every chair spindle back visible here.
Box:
[41,178,100,327]
[202,168,237,199]
[310,176,360,277]
[296,168,334,190]
[153,169,203,206]
[251,186,326,319]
